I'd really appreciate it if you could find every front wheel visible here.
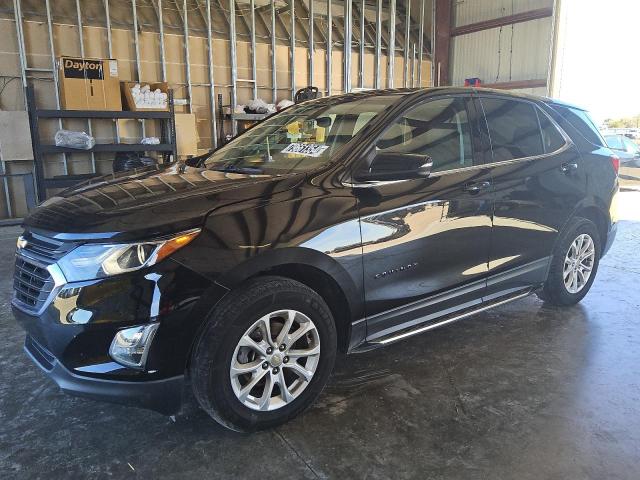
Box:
[190,276,337,432]
[538,217,601,306]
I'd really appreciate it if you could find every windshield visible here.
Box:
[203,95,400,175]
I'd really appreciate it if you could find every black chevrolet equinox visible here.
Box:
[13,88,618,431]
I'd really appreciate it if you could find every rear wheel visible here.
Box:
[538,217,601,306]
[190,276,336,431]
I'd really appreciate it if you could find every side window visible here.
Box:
[481,98,544,162]
[553,105,605,147]
[375,97,474,173]
[536,109,566,153]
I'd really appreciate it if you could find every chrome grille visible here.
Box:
[13,257,54,310]
[19,231,74,262]
[13,231,73,314]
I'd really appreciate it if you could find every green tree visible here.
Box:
[605,115,640,128]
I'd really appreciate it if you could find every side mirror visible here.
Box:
[316,117,332,128]
[183,149,215,167]
[184,157,202,167]
[355,152,433,182]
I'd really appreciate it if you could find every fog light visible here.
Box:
[109,324,159,370]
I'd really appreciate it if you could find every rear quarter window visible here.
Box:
[537,109,566,153]
[551,105,605,147]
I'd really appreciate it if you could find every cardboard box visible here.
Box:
[175,113,198,156]
[58,57,122,111]
[121,82,169,112]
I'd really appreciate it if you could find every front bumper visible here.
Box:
[24,334,184,415]
[12,254,228,415]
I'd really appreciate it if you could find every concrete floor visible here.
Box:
[1,193,639,479]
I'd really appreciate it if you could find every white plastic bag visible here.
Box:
[246,98,270,114]
[54,130,95,150]
[277,99,295,111]
[141,137,160,145]
[129,84,167,109]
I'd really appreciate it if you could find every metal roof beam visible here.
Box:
[352,0,375,48]
[296,0,327,44]
[213,0,231,26]
[234,1,253,34]
[451,7,553,37]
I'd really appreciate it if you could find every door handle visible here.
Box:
[463,181,491,194]
[560,162,578,173]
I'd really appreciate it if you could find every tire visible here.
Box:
[537,216,601,306]
[190,276,337,432]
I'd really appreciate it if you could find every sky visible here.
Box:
[554,0,640,123]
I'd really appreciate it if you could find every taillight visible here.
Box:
[611,155,620,175]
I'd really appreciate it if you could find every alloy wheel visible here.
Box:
[229,310,321,411]
[563,233,595,294]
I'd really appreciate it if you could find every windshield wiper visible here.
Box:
[209,164,264,174]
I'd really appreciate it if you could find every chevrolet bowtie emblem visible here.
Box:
[16,236,27,250]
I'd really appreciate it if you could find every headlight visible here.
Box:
[57,229,200,282]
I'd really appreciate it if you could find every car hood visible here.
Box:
[24,164,305,241]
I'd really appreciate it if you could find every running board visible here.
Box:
[369,290,532,346]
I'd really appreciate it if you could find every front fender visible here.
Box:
[216,246,364,322]
[172,186,365,325]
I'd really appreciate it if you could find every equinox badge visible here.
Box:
[374,262,418,279]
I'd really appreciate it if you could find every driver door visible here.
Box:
[353,95,494,342]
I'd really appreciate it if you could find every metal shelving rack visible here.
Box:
[25,84,177,201]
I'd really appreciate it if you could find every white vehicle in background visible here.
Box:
[603,127,640,140]
[605,133,640,190]
[605,134,640,165]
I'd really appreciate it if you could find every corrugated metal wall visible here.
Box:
[453,0,551,27]
[450,0,554,96]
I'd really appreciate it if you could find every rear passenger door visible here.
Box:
[354,95,494,341]
[477,95,587,300]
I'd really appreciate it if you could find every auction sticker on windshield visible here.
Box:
[281,143,329,157]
